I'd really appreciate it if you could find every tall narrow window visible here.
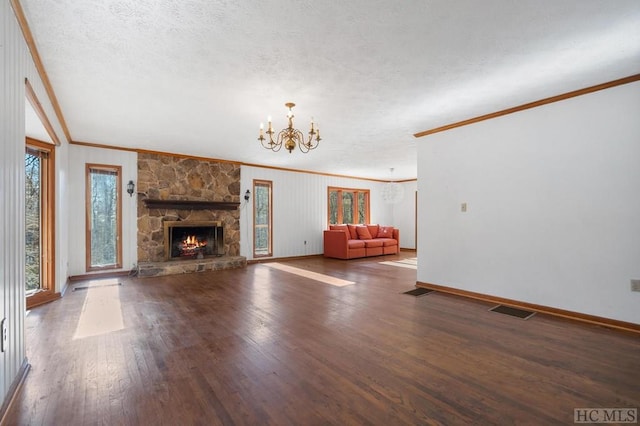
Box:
[253,180,272,258]
[25,139,55,301]
[328,187,370,225]
[86,164,122,271]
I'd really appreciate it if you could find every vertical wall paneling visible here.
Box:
[1,0,26,410]
[55,141,70,294]
[1,0,68,410]
[392,181,417,249]
[240,166,403,260]
[67,145,138,277]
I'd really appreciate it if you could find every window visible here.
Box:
[253,180,272,257]
[328,187,370,225]
[25,139,55,301]
[86,164,122,271]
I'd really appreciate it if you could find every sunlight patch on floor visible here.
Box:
[263,263,355,287]
[379,258,417,270]
[73,279,124,339]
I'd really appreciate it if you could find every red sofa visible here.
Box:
[323,224,399,259]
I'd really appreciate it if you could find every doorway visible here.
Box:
[25,79,59,308]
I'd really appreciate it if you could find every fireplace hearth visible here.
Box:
[163,221,223,261]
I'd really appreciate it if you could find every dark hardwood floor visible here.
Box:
[4,253,639,425]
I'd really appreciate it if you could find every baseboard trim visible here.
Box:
[417,281,640,334]
[247,254,323,264]
[0,358,30,426]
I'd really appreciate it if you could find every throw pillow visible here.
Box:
[330,224,349,234]
[356,226,373,240]
[347,224,359,240]
[377,226,393,238]
[366,224,379,238]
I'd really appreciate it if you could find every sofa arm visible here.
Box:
[393,228,400,243]
[323,230,349,259]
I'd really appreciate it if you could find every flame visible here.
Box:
[182,235,207,247]
[180,235,207,256]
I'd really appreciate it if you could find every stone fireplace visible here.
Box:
[136,152,245,276]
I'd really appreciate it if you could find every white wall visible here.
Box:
[240,166,400,260]
[393,181,417,249]
[1,0,68,410]
[65,156,413,267]
[56,142,70,294]
[66,145,138,276]
[417,81,640,324]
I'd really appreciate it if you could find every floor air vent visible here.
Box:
[403,288,434,297]
[489,305,535,320]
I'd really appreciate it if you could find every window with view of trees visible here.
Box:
[328,187,370,225]
[253,180,272,257]
[25,140,54,296]
[86,164,122,271]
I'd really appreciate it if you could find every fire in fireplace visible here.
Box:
[163,221,223,260]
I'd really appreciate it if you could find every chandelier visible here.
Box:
[381,168,405,204]
[258,102,321,153]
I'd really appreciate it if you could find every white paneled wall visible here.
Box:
[240,165,413,260]
[61,150,415,272]
[66,145,138,277]
[393,181,417,249]
[2,0,28,409]
[55,141,70,294]
[1,0,69,409]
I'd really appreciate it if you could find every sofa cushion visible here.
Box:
[330,224,349,234]
[348,240,365,249]
[377,238,397,247]
[366,224,379,238]
[363,239,383,248]
[356,226,373,240]
[347,224,359,240]
[377,226,394,238]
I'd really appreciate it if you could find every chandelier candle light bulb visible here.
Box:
[258,102,321,153]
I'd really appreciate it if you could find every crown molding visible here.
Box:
[414,73,640,138]
[71,140,407,183]
[11,0,72,143]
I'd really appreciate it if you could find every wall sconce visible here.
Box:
[244,189,251,202]
[127,180,135,197]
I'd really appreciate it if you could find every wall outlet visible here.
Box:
[631,279,640,292]
[1,318,7,352]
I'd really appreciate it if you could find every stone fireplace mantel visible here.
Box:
[143,199,240,210]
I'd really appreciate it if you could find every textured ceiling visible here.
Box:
[20,0,640,180]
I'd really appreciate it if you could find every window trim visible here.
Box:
[85,164,123,271]
[253,179,273,258]
[327,186,370,225]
